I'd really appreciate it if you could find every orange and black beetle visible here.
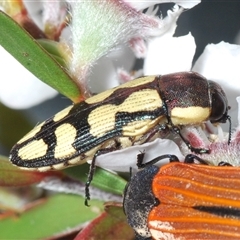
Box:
[123,154,240,240]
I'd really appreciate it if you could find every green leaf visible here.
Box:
[63,164,127,196]
[37,39,68,67]
[0,194,104,239]
[0,155,62,187]
[0,11,81,102]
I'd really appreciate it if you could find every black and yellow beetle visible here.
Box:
[9,71,231,204]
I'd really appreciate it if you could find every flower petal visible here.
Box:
[88,45,135,93]
[237,97,240,126]
[127,1,200,11]
[93,138,184,172]
[192,41,240,125]
[143,6,195,75]
[0,46,57,109]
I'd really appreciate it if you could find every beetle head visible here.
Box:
[208,80,229,124]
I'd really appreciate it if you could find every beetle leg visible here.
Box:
[218,161,232,166]
[162,99,210,154]
[136,151,145,168]
[84,147,118,206]
[137,152,213,169]
[85,153,96,206]
[138,124,170,144]
[172,126,210,154]
[137,151,179,169]
[184,154,208,164]
[227,115,232,144]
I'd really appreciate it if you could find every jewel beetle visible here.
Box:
[123,153,240,240]
[9,71,231,204]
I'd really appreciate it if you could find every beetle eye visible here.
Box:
[209,81,228,123]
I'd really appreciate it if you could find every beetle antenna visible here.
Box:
[227,115,232,145]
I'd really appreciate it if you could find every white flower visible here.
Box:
[2,0,240,171]
[0,46,57,109]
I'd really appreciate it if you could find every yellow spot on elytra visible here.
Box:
[88,89,162,137]
[17,122,44,144]
[35,166,52,172]
[18,139,47,160]
[18,105,73,145]
[81,146,100,160]
[54,123,77,159]
[68,156,82,165]
[122,118,162,136]
[85,76,156,104]
[117,137,133,149]
[53,105,73,122]
[16,165,52,172]
[171,106,210,125]
[51,162,66,170]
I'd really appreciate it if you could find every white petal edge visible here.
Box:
[237,97,240,126]
[144,32,195,75]
[127,0,200,11]
[91,138,184,172]
[192,41,240,127]
[143,4,195,75]
[88,45,135,93]
[0,46,57,109]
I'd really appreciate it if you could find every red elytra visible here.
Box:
[148,162,240,239]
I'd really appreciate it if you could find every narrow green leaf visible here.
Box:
[37,39,68,67]
[63,164,127,196]
[0,11,81,102]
